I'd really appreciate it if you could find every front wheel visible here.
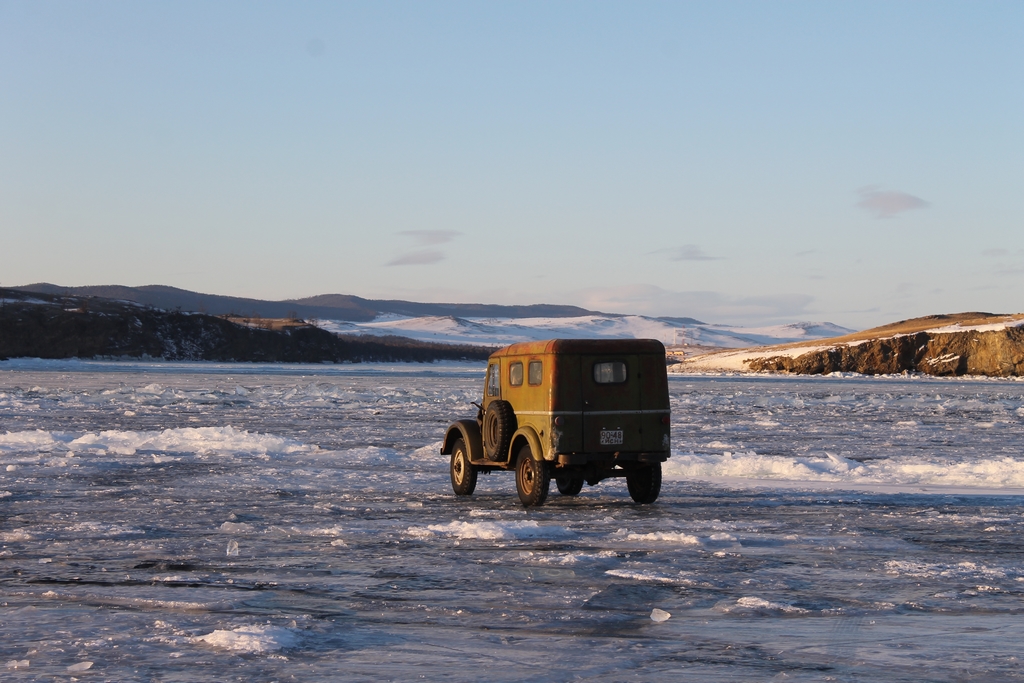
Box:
[515,446,550,507]
[626,463,662,504]
[450,438,477,496]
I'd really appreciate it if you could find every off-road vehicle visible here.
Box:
[441,339,671,507]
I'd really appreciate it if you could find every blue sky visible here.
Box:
[2,1,1021,328]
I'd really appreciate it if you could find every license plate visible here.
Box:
[599,429,623,445]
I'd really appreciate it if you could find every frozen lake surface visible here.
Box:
[2,360,1024,681]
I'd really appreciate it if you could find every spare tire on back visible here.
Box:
[483,400,516,461]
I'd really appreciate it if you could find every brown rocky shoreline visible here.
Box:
[679,313,1024,377]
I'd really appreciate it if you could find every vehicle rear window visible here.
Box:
[593,361,627,384]
[487,364,501,396]
[509,362,523,386]
[528,360,542,385]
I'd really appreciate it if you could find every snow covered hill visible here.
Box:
[10,283,855,351]
[318,314,854,349]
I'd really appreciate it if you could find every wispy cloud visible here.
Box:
[997,266,1024,275]
[398,230,461,246]
[668,244,722,261]
[857,186,929,219]
[979,248,1024,274]
[387,230,461,267]
[387,249,445,266]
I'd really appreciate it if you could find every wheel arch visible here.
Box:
[441,420,483,461]
[510,426,544,462]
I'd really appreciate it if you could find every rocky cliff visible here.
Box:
[680,313,1024,377]
[0,289,492,363]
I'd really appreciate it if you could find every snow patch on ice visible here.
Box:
[193,624,299,653]
[620,531,701,545]
[720,597,808,614]
[408,520,574,541]
[410,441,445,459]
[664,450,1024,489]
[885,560,1012,580]
[66,521,145,537]
[0,426,311,458]
[605,568,680,583]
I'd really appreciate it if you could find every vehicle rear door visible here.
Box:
[639,353,671,451]
[581,354,643,453]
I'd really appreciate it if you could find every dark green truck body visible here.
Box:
[441,339,670,506]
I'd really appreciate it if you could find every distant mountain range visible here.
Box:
[11,283,854,350]
[14,283,620,323]
[318,314,854,349]
[0,288,492,363]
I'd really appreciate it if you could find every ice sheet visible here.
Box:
[3,365,1024,681]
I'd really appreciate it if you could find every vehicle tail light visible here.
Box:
[661,415,670,425]
[554,416,564,426]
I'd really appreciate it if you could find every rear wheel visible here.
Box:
[626,463,662,504]
[555,473,584,496]
[449,438,477,496]
[515,445,550,507]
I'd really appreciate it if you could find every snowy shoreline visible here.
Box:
[0,356,486,376]
[9,356,1024,384]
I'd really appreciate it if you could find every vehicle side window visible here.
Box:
[509,362,523,386]
[593,361,627,384]
[528,360,542,386]
[487,364,501,396]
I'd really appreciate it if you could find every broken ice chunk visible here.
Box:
[226,540,239,557]
[66,661,93,672]
[824,451,860,472]
[650,608,671,622]
[193,624,298,653]
[6,660,29,669]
